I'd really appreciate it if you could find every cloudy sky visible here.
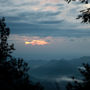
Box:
[0,0,90,30]
[1,0,90,60]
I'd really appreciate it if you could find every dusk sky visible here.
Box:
[0,0,90,30]
[1,0,90,60]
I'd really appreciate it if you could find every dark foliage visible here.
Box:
[65,0,88,4]
[66,63,90,90]
[0,17,15,62]
[0,17,44,90]
[65,0,90,23]
[76,8,90,23]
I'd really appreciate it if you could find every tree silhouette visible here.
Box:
[65,0,90,23]
[0,17,44,90]
[66,63,90,90]
[65,0,88,4]
[76,8,90,23]
[0,17,15,62]
[65,1,90,89]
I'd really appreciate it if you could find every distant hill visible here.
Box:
[28,56,90,90]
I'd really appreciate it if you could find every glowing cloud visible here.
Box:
[25,40,48,45]
[42,6,57,12]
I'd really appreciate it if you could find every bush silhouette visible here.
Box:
[66,63,90,90]
[0,17,43,90]
[65,0,88,4]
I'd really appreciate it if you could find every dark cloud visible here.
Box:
[6,20,90,38]
[38,20,63,24]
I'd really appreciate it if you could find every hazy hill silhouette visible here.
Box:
[29,56,90,90]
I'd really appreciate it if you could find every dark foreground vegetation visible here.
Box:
[66,63,90,90]
[0,17,43,90]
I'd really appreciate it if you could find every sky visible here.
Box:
[8,34,90,60]
[1,0,90,60]
[0,0,90,30]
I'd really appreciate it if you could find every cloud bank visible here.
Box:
[0,0,90,30]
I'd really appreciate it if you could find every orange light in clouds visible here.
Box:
[25,40,48,45]
[25,42,31,45]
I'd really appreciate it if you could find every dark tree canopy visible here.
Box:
[66,63,90,90]
[65,0,88,4]
[76,8,90,23]
[0,17,44,90]
[0,17,15,62]
[65,0,90,23]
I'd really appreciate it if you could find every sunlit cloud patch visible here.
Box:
[25,40,48,45]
